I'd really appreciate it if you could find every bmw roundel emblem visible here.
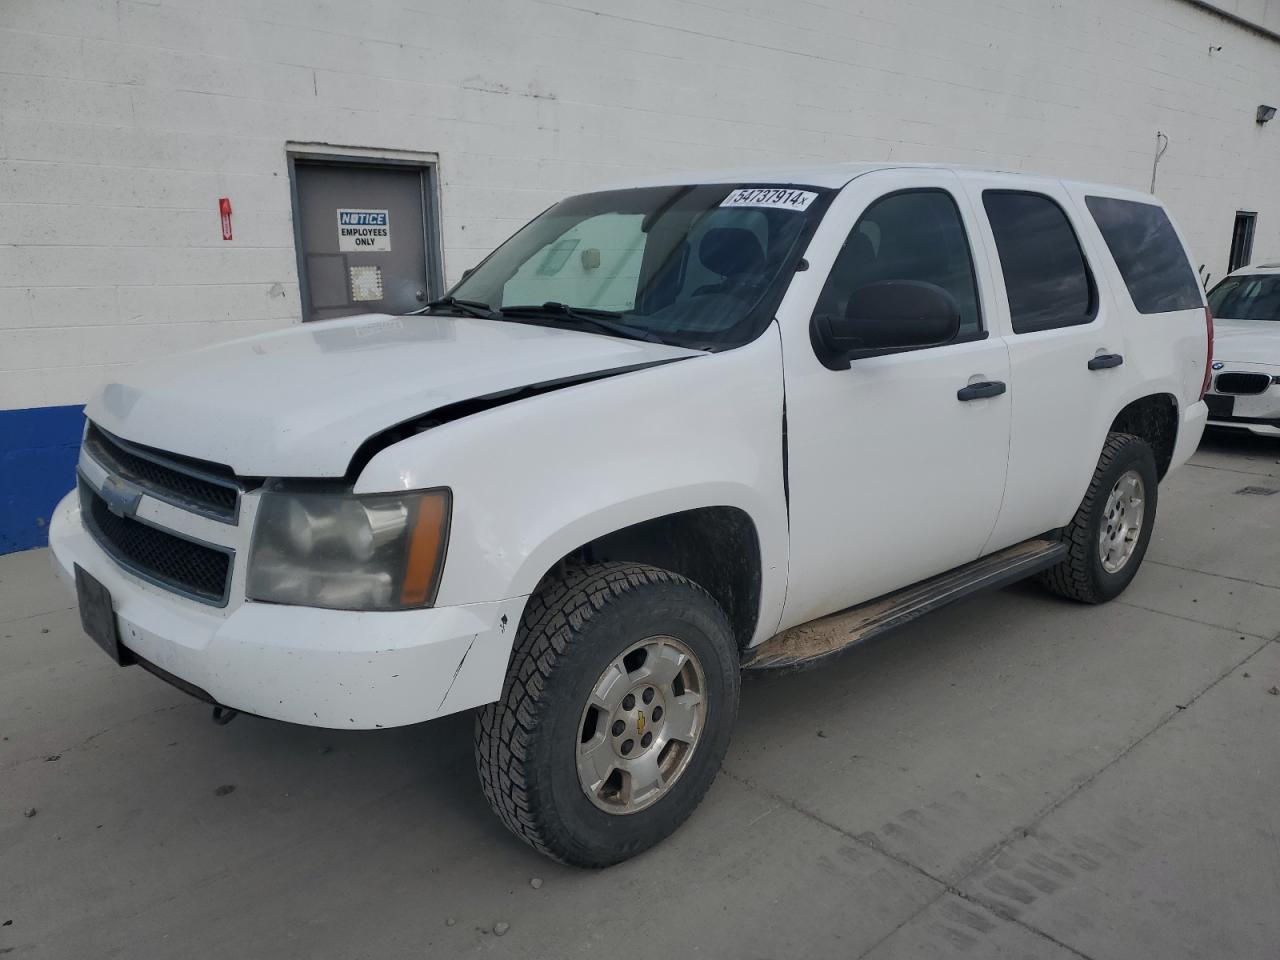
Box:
[1212,361,1224,370]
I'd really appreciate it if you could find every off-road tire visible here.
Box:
[1038,432,1158,604]
[475,562,739,867]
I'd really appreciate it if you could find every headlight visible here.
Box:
[247,485,451,610]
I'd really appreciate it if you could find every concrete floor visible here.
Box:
[2,431,1278,960]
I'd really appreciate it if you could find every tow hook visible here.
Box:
[211,705,240,725]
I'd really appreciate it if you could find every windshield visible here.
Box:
[1208,274,1280,321]
[445,184,831,349]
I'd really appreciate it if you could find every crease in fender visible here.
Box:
[438,632,479,711]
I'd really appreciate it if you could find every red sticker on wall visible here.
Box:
[219,197,233,240]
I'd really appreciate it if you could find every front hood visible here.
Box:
[1212,319,1280,368]
[87,314,701,476]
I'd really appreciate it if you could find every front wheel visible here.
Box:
[1038,432,1158,604]
[475,562,739,867]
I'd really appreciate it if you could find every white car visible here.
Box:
[50,163,1211,866]
[1205,263,1280,436]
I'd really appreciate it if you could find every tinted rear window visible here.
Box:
[1085,196,1203,314]
[983,191,1094,334]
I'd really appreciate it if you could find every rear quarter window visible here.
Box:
[1084,196,1203,314]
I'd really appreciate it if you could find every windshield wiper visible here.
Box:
[500,302,668,344]
[415,296,496,319]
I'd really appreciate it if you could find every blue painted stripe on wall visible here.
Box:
[1,405,85,554]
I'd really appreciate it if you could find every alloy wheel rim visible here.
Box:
[1099,469,1145,574]
[576,635,706,815]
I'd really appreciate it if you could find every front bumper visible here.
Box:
[1205,368,1280,437]
[49,491,526,729]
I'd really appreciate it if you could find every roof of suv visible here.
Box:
[600,162,1160,204]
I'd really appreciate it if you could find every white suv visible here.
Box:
[50,163,1211,866]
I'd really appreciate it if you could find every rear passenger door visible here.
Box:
[958,175,1127,550]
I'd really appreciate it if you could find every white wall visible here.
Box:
[2,0,1279,410]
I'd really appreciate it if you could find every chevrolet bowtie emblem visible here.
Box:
[99,474,144,519]
[636,712,645,734]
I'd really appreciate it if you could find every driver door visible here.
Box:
[778,169,1012,630]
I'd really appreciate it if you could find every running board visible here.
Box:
[743,537,1067,674]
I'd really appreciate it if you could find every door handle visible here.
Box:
[1088,353,1124,370]
[957,380,1007,402]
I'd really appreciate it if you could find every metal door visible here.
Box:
[778,169,1011,629]
[956,171,1123,554]
[291,159,440,321]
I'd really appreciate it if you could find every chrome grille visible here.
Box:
[1214,372,1273,396]
[82,424,241,523]
[79,479,233,606]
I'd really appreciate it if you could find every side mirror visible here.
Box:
[812,280,961,370]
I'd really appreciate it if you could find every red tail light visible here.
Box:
[1200,305,1214,399]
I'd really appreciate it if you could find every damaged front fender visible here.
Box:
[345,358,692,480]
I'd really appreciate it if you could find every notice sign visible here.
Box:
[337,209,391,252]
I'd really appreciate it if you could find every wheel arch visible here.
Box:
[520,505,765,652]
[1108,392,1179,479]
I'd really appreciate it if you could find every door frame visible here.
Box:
[1228,210,1257,273]
[285,143,445,322]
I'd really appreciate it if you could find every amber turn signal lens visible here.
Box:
[400,490,451,607]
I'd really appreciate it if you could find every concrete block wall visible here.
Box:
[1,0,1278,550]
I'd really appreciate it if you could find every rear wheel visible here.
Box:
[475,562,739,867]
[1038,432,1158,604]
